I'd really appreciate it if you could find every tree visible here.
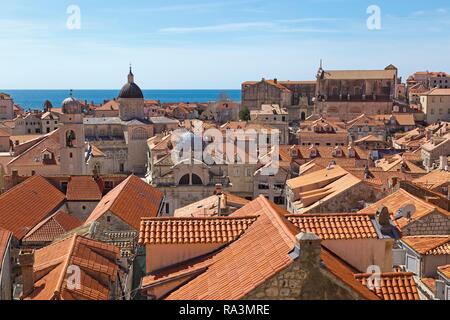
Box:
[239,106,251,121]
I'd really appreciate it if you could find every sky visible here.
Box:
[1,0,449,89]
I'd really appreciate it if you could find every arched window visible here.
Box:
[301,112,306,121]
[93,162,101,175]
[192,174,203,185]
[66,130,76,148]
[132,127,148,140]
[179,174,190,185]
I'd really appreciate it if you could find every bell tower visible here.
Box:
[59,90,86,175]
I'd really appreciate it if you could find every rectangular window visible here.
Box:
[274,196,285,205]
[258,184,270,190]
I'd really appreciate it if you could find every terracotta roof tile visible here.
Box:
[354,272,420,300]
[413,170,450,191]
[143,196,378,300]
[402,236,450,255]
[438,264,450,279]
[286,213,378,240]
[22,211,83,245]
[25,235,120,300]
[86,175,164,230]
[359,189,439,230]
[321,248,379,300]
[0,176,66,240]
[139,216,257,245]
[173,193,249,218]
[66,176,102,201]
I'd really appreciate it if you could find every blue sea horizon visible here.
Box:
[1,89,241,110]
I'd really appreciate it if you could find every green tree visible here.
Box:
[239,106,251,121]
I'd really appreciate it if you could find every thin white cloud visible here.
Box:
[277,18,341,23]
[159,22,276,33]
[159,19,341,34]
[115,0,261,13]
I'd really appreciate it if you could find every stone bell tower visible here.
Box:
[59,90,86,175]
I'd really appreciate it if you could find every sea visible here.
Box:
[1,89,241,110]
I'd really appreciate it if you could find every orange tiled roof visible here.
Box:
[438,265,450,279]
[86,175,164,230]
[22,211,82,245]
[138,216,257,245]
[359,189,439,230]
[286,213,378,240]
[0,176,66,240]
[413,170,450,191]
[144,196,378,300]
[96,100,119,111]
[66,176,102,201]
[25,235,120,300]
[0,228,12,266]
[354,272,420,300]
[173,193,249,218]
[402,236,450,255]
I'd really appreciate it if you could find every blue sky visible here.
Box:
[1,0,449,89]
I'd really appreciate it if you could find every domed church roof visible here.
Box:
[118,66,144,99]
[62,90,82,114]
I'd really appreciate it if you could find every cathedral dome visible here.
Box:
[118,67,144,99]
[119,82,144,99]
[62,92,82,114]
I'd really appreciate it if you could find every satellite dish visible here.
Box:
[395,204,416,220]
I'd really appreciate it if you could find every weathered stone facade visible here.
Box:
[401,212,450,236]
[241,79,316,116]
[306,182,378,214]
[315,66,399,121]
[244,234,365,300]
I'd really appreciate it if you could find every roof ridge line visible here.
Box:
[7,133,54,166]
[54,234,78,299]
[258,196,298,245]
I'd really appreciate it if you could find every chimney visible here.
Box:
[295,232,324,299]
[297,232,322,270]
[19,249,35,297]
[214,183,223,195]
[439,155,447,170]
[274,78,278,84]
[376,205,392,235]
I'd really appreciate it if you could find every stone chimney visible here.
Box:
[376,205,392,235]
[296,232,324,299]
[18,249,35,297]
[297,232,322,270]
[439,155,447,170]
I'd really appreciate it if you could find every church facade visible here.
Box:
[84,68,154,175]
[6,68,155,177]
[315,65,400,121]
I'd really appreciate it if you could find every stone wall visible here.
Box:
[244,234,365,300]
[309,182,378,213]
[402,212,450,236]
